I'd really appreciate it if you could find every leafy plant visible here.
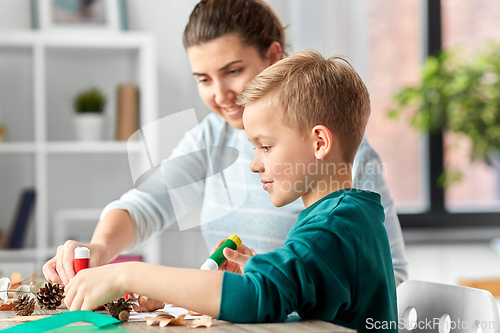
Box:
[389,40,500,186]
[73,87,107,113]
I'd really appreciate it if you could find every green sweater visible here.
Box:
[218,189,397,332]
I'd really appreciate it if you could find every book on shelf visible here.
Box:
[8,189,36,249]
[116,84,139,141]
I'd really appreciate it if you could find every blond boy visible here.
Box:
[64,50,397,332]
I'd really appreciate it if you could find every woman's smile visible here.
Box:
[221,105,244,118]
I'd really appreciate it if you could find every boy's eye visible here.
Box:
[260,146,271,153]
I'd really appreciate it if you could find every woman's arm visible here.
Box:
[90,209,135,262]
[43,115,222,285]
[43,209,134,286]
[64,262,223,318]
[352,137,409,283]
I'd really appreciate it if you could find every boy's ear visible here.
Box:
[311,125,333,159]
[266,41,282,66]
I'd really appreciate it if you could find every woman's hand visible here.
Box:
[42,241,110,286]
[64,263,129,311]
[210,238,256,275]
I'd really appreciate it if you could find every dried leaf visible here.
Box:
[169,314,187,326]
[187,310,202,316]
[188,315,213,328]
[9,283,21,290]
[156,313,174,319]
[145,316,172,327]
[159,318,173,327]
[0,303,16,311]
[132,296,164,312]
[10,273,21,285]
[145,316,158,326]
[146,314,187,327]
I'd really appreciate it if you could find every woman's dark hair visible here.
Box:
[183,0,287,59]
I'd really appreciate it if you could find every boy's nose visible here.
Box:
[250,156,264,173]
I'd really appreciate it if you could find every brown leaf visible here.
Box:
[146,316,172,327]
[188,315,213,328]
[146,314,187,327]
[0,303,16,311]
[10,273,21,285]
[9,283,21,290]
[187,310,202,316]
[132,296,164,312]
[156,313,174,319]
[169,314,187,326]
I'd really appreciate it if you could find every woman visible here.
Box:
[43,0,408,286]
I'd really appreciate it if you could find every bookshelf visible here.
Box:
[0,31,160,276]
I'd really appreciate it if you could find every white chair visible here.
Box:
[397,280,500,333]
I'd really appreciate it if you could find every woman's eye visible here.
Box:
[228,69,242,75]
[197,77,210,84]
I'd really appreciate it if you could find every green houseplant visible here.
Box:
[389,41,500,187]
[73,87,107,141]
[73,87,107,113]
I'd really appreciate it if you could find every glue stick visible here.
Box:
[74,246,90,273]
[200,234,241,270]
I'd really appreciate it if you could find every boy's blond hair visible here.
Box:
[237,49,370,162]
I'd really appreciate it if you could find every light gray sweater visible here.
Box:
[101,113,408,281]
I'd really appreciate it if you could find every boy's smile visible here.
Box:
[243,96,317,207]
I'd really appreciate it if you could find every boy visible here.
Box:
[64,50,397,332]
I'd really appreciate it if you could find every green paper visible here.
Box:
[47,325,127,333]
[0,311,123,333]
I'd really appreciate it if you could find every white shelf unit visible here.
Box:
[0,31,161,274]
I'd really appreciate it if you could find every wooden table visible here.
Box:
[0,308,356,332]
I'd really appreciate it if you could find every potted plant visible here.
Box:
[73,87,107,141]
[389,41,500,188]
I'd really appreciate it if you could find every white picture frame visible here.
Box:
[34,0,122,32]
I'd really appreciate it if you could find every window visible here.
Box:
[442,0,500,212]
[366,0,427,213]
[368,0,500,231]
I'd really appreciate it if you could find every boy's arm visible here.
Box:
[125,263,223,317]
[64,262,223,318]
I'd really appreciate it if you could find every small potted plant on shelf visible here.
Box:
[73,87,107,141]
[388,40,500,190]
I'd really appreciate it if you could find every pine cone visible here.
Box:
[106,297,131,320]
[36,282,64,310]
[14,294,36,316]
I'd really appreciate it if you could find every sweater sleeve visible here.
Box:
[218,225,354,323]
[352,137,409,283]
[100,116,215,251]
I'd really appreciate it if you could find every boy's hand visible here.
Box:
[210,239,256,275]
[64,263,128,311]
[42,241,109,286]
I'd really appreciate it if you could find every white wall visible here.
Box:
[406,243,500,286]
